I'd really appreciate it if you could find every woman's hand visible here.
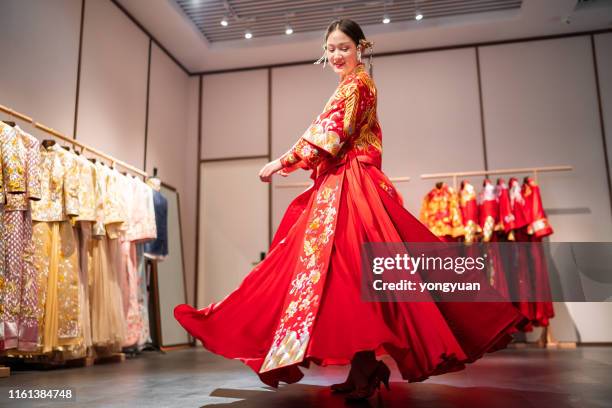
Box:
[258,159,285,182]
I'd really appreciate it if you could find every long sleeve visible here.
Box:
[62,150,80,217]
[1,124,27,194]
[280,78,361,171]
[24,133,42,201]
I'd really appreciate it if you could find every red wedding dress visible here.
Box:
[174,62,527,387]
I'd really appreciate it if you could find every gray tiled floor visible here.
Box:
[0,346,611,407]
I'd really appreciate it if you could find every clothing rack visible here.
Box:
[275,176,411,189]
[423,164,575,350]
[421,165,573,190]
[0,103,147,178]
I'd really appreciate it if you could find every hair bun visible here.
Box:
[359,39,374,49]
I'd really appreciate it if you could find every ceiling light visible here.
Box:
[382,14,391,24]
[220,16,228,26]
[285,25,293,35]
[415,11,423,21]
[245,30,253,39]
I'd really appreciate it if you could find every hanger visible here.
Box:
[1,103,149,179]
[42,139,56,148]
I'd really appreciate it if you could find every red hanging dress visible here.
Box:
[518,177,555,327]
[174,63,526,388]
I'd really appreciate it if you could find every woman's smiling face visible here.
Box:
[326,29,360,77]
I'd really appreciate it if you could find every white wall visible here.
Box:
[480,36,612,242]
[197,67,271,309]
[182,75,200,307]
[146,43,197,306]
[76,0,149,166]
[270,64,339,231]
[478,36,612,342]
[1,0,199,308]
[198,34,612,343]
[200,69,269,159]
[375,48,486,215]
[594,33,612,205]
[4,0,608,342]
[0,0,81,135]
[198,159,269,308]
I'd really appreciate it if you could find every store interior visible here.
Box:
[1,0,612,407]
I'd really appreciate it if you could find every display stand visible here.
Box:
[0,365,9,377]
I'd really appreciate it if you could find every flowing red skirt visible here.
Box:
[174,153,527,387]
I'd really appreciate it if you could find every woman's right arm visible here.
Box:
[278,137,328,174]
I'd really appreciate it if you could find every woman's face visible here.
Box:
[326,29,361,77]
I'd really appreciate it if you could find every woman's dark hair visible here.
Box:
[325,19,366,48]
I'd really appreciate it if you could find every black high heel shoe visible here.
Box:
[377,360,391,391]
[330,372,355,394]
[345,360,391,402]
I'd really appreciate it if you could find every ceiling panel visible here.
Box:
[175,0,523,43]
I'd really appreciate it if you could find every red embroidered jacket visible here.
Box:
[279,63,382,177]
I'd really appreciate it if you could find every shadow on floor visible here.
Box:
[202,381,578,408]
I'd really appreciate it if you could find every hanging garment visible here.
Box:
[143,180,168,261]
[88,163,126,352]
[523,177,554,238]
[420,183,464,240]
[132,177,156,349]
[118,174,156,348]
[459,180,481,243]
[0,124,42,351]
[478,179,500,242]
[174,62,526,388]
[496,178,516,240]
[477,179,510,298]
[0,121,25,351]
[30,143,83,357]
[519,177,555,328]
[135,242,151,349]
[503,177,554,331]
[74,154,97,351]
[508,177,529,230]
[507,177,532,324]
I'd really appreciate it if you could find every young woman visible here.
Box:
[175,19,526,402]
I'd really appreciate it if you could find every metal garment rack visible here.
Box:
[421,165,573,190]
[275,176,411,189]
[0,103,149,375]
[0,103,147,178]
[422,164,576,349]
